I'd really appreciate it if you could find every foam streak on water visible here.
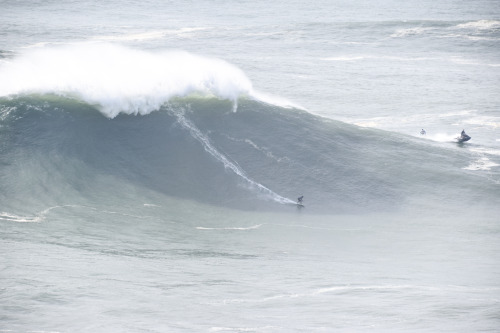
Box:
[168,105,295,204]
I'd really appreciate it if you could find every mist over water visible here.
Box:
[1,0,499,332]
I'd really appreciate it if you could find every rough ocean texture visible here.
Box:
[1,1,499,332]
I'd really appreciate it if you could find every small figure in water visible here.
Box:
[297,196,304,205]
[458,129,471,142]
[420,129,426,135]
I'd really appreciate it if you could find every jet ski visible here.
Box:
[456,131,471,143]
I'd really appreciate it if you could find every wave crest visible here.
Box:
[0,43,254,118]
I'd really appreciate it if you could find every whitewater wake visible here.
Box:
[0,205,82,223]
[1,44,498,213]
[168,105,295,204]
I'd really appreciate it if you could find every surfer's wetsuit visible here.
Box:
[297,196,303,204]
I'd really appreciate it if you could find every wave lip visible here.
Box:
[0,43,254,118]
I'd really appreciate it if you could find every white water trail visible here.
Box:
[0,205,86,223]
[168,106,295,204]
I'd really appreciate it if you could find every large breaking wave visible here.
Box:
[0,44,497,214]
[0,43,299,117]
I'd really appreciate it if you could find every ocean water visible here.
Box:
[1,0,499,332]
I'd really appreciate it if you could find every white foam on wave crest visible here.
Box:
[0,43,255,118]
[249,90,304,110]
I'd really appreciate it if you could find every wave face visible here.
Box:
[0,45,497,214]
[1,94,497,215]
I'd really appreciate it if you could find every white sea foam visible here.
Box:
[425,132,460,143]
[464,148,500,171]
[322,56,367,62]
[321,55,434,62]
[92,28,209,42]
[450,56,485,66]
[214,285,437,306]
[143,203,161,207]
[0,205,83,223]
[209,326,278,332]
[391,27,434,38]
[323,53,498,67]
[0,212,42,223]
[0,43,255,118]
[464,116,500,128]
[456,20,500,30]
[0,205,164,224]
[464,157,499,171]
[196,224,263,230]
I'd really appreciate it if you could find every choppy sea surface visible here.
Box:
[1,1,499,332]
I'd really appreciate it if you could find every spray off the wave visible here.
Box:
[0,43,256,117]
